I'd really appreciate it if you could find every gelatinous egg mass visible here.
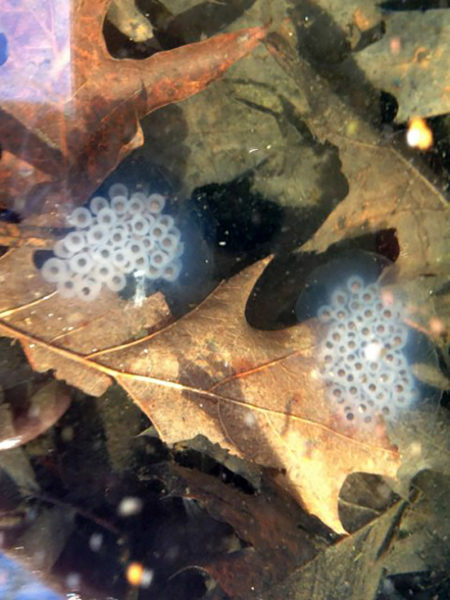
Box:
[317,276,417,425]
[39,185,183,301]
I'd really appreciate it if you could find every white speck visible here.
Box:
[66,572,81,590]
[140,568,154,588]
[89,533,103,552]
[118,496,143,517]
[218,241,226,246]
[243,412,257,427]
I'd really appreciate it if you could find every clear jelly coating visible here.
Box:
[40,185,184,301]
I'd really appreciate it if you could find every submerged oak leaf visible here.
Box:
[0,253,400,533]
[0,0,266,215]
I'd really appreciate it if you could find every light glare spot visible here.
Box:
[406,117,433,150]
[126,562,153,587]
[364,342,383,362]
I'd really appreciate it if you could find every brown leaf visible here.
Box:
[266,28,450,339]
[0,380,71,450]
[0,253,400,533]
[156,463,329,597]
[352,9,450,122]
[0,0,266,215]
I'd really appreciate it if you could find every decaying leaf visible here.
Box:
[265,28,450,339]
[352,9,450,122]
[0,381,71,450]
[263,470,450,600]
[412,362,450,391]
[156,463,329,598]
[0,0,266,215]
[0,251,400,533]
[106,0,154,43]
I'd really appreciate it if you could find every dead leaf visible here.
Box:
[106,0,154,43]
[352,9,450,122]
[412,362,450,390]
[266,28,450,339]
[0,253,400,533]
[156,463,329,597]
[0,381,71,450]
[262,470,450,600]
[0,0,266,216]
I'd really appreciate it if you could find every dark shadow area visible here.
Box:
[246,236,398,330]
[380,0,450,10]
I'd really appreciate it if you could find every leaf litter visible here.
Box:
[0,0,449,598]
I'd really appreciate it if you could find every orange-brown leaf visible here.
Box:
[0,253,400,533]
[0,0,266,214]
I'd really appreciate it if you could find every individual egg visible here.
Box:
[106,272,126,292]
[108,183,129,200]
[94,262,116,282]
[57,276,77,298]
[67,206,93,229]
[130,215,150,236]
[69,251,93,275]
[87,224,109,246]
[90,195,109,214]
[360,284,378,305]
[149,221,167,241]
[110,226,128,248]
[346,275,364,294]
[41,257,69,282]
[149,249,171,268]
[159,233,179,256]
[64,231,86,254]
[91,244,113,264]
[161,259,182,282]
[128,193,146,215]
[141,236,155,252]
[112,248,131,273]
[317,305,334,322]
[390,325,408,350]
[126,239,147,258]
[156,214,174,230]
[73,275,102,301]
[145,263,162,280]
[147,193,165,214]
[53,239,73,259]
[97,206,117,228]
[329,384,346,405]
[132,253,150,272]
[330,289,348,307]
[111,195,129,215]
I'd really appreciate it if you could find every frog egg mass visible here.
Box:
[317,276,418,426]
[40,185,183,301]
